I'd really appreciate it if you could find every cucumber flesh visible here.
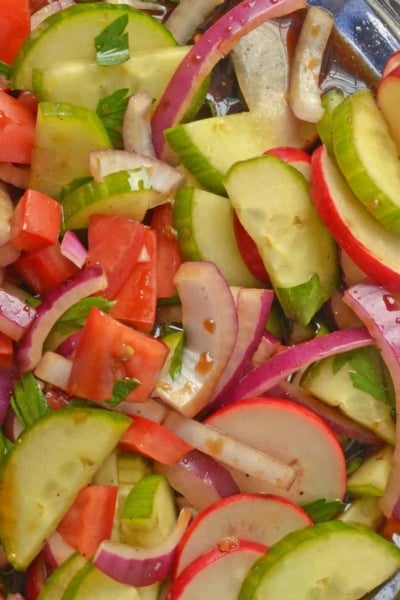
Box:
[0,407,130,570]
[38,552,87,600]
[12,3,176,91]
[66,564,141,599]
[29,102,112,199]
[347,446,393,497]
[338,497,384,530]
[332,89,400,233]
[173,186,262,287]
[224,155,338,324]
[239,521,400,600]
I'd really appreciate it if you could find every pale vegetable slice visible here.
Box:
[238,521,400,600]
[12,2,176,91]
[347,446,393,497]
[38,552,87,600]
[332,89,400,233]
[224,154,338,324]
[0,407,131,570]
[29,102,112,200]
[65,564,142,600]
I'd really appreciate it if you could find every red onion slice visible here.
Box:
[43,531,75,571]
[155,450,239,512]
[343,282,400,519]
[34,352,73,391]
[60,231,88,269]
[223,327,374,405]
[94,508,192,587]
[0,289,36,341]
[164,0,224,44]
[151,0,308,158]
[18,265,107,372]
[0,366,18,426]
[122,92,156,158]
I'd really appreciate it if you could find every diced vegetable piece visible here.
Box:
[10,189,62,252]
[0,91,36,164]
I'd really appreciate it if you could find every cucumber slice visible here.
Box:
[12,3,176,91]
[0,407,130,570]
[38,552,87,600]
[173,186,261,287]
[65,564,141,599]
[347,446,393,497]
[300,348,396,445]
[120,473,177,547]
[33,46,190,111]
[332,89,400,233]
[165,112,279,195]
[29,102,112,199]
[338,497,384,530]
[316,87,344,153]
[61,169,165,230]
[224,155,338,324]
[239,521,400,600]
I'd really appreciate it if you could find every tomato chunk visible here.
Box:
[10,189,62,252]
[150,204,182,299]
[0,0,30,64]
[0,91,36,164]
[67,307,168,403]
[0,331,13,368]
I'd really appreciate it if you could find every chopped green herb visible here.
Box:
[301,498,345,523]
[160,326,185,380]
[11,373,50,429]
[95,15,130,67]
[96,88,130,146]
[107,378,141,407]
[51,296,115,336]
[0,60,11,86]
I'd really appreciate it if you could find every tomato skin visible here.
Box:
[67,307,169,403]
[150,204,182,299]
[232,213,270,284]
[110,229,157,332]
[119,415,193,465]
[0,0,30,64]
[10,189,62,252]
[13,243,80,296]
[0,331,13,368]
[57,485,118,558]
[0,91,36,164]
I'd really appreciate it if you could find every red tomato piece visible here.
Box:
[0,91,36,164]
[24,552,49,600]
[0,331,13,368]
[233,212,270,284]
[150,203,182,299]
[10,188,62,252]
[67,307,168,403]
[119,415,193,465]
[0,0,30,64]
[110,229,157,332]
[87,214,147,299]
[13,243,80,296]
[57,485,118,558]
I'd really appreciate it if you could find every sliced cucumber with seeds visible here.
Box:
[332,89,400,233]
[173,186,261,287]
[61,169,166,230]
[29,102,112,199]
[239,521,400,600]
[224,155,338,325]
[0,407,130,570]
[12,3,176,91]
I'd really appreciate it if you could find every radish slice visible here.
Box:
[155,262,238,417]
[0,289,36,341]
[164,0,224,44]
[18,265,108,372]
[168,539,266,600]
[151,0,308,158]
[174,493,311,577]
[60,231,87,269]
[94,508,192,587]
[155,450,240,512]
[43,531,75,570]
[224,327,373,405]
[343,282,400,519]
[288,6,334,123]
[163,410,296,490]
[122,92,156,158]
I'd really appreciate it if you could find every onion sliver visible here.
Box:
[343,282,400,519]
[0,289,36,341]
[34,351,73,391]
[94,508,191,587]
[163,410,296,490]
[60,231,87,269]
[0,366,18,427]
[225,327,374,405]
[151,0,308,158]
[155,449,239,512]
[164,0,224,45]
[122,92,156,158]
[18,265,107,372]
[43,531,75,570]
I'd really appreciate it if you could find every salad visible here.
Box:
[1,0,400,598]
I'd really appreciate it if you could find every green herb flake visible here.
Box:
[301,498,345,523]
[95,15,130,67]
[96,88,130,146]
[52,296,115,337]
[0,60,11,86]
[107,378,141,407]
[11,373,51,429]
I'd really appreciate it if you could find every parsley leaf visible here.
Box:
[160,327,185,380]
[95,15,130,67]
[301,498,345,523]
[11,373,51,429]
[51,296,115,336]
[0,60,11,86]
[107,378,141,407]
[96,88,130,146]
